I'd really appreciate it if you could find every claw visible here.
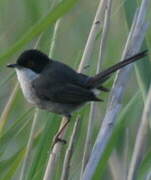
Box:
[51,136,67,148]
[51,116,71,148]
[97,86,109,92]
[57,138,67,144]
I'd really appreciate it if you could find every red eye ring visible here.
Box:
[28,61,34,68]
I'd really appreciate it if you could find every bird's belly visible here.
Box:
[18,78,83,115]
[20,84,84,115]
[16,68,84,115]
[37,101,84,115]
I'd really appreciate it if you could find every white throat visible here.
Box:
[15,67,39,104]
[16,68,38,82]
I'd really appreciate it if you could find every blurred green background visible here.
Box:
[0,0,151,179]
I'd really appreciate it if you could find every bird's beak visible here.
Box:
[7,64,19,68]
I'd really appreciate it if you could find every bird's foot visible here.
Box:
[51,135,67,148]
[55,137,67,144]
[51,114,71,148]
[52,136,67,149]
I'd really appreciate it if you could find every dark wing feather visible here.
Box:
[32,75,100,104]
[33,83,100,104]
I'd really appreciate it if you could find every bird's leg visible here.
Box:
[52,115,71,147]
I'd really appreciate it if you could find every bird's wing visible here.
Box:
[32,77,100,104]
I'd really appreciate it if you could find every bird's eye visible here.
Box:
[27,61,34,68]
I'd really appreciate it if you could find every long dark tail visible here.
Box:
[87,50,148,88]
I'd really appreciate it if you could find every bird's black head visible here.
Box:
[7,49,50,73]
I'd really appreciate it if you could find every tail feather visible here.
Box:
[87,50,148,88]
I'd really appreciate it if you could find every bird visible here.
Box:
[7,49,147,143]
